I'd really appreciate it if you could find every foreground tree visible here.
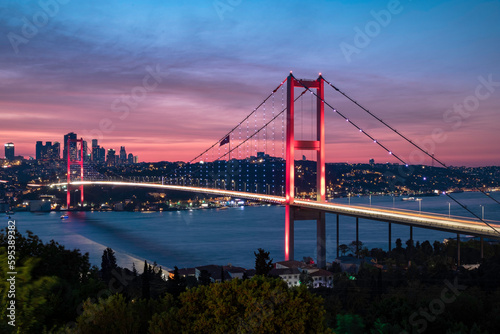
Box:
[166,276,329,333]
[0,251,58,334]
[100,247,117,283]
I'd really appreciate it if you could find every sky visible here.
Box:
[0,0,499,166]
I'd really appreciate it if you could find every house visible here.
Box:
[269,267,302,287]
[308,269,334,288]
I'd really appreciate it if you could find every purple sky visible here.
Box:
[1,0,499,166]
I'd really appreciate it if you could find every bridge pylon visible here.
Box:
[67,138,85,209]
[285,73,326,268]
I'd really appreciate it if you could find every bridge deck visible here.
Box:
[56,181,500,240]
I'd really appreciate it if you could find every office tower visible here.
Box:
[36,141,60,161]
[82,140,88,161]
[99,147,106,164]
[36,141,43,160]
[52,142,60,160]
[127,153,134,164]
[63,132,77,161]
[119,146,127,164]
[106,149,116,166]
[45,142,52,160]
[4,143,14,160]
[92,139,98,148]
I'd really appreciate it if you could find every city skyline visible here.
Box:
[1,0,499,166]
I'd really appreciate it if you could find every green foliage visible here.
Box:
[72,294,136,333]
[335,314,365,334]
[167,275,329,333]
[0,230,103,332]
[0,249,58,334]
[299,270,313,288]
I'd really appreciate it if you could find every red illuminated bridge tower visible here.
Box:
[67,137,85,209]
[285,73,327,268]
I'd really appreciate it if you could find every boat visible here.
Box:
[60,214,69,219]
[401,197,422,201]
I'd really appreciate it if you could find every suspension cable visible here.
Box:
[323,76,500,206]
[292,73,500,236]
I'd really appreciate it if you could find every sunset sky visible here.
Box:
[1,0,499,166]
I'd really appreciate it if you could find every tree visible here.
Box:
[101,247,117,283]
[166,276,330,333]
[142,260,151,299]
[167,266,186,298]
[339,244,350,256]
[335,314,365,334]
[349,241,363,257]
[71,294,145,333]
[198,269,211,286]
[299,270,313,288]
[395,238,403,251]
[254,248,273,276]
[0,251,58,333]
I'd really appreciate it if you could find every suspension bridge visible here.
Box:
[52,73,500,268]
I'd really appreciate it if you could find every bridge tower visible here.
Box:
[67,138,84,209]
[285,73,326,268]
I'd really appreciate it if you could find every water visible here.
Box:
[4,192,500,272]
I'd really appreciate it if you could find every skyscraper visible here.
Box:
[99,147,106,164]
[91,139,100,162]
[106,149,116,166]
[4,143,14,160]
[119,146,127,164]
[52,142,60,160]
[82,140,88,161]
[36,141,43,160]
[63,132,77,161]
[36,141,59,161]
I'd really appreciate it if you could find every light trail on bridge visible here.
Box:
[52,181,500,240]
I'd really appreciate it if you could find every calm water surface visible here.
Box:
[5,192,500,271]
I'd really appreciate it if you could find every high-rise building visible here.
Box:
[99,147,106,164]
[119,146,127,164]
[63,132,77,161]
[106,149,116,166]
[4,143,14,160]
[52,142,60,160]
[36,141,60,161]
[36,141,43,160]
[127,153,134,164]
[82,140,88,161]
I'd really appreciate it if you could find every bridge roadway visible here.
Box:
[56,181,500,240]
